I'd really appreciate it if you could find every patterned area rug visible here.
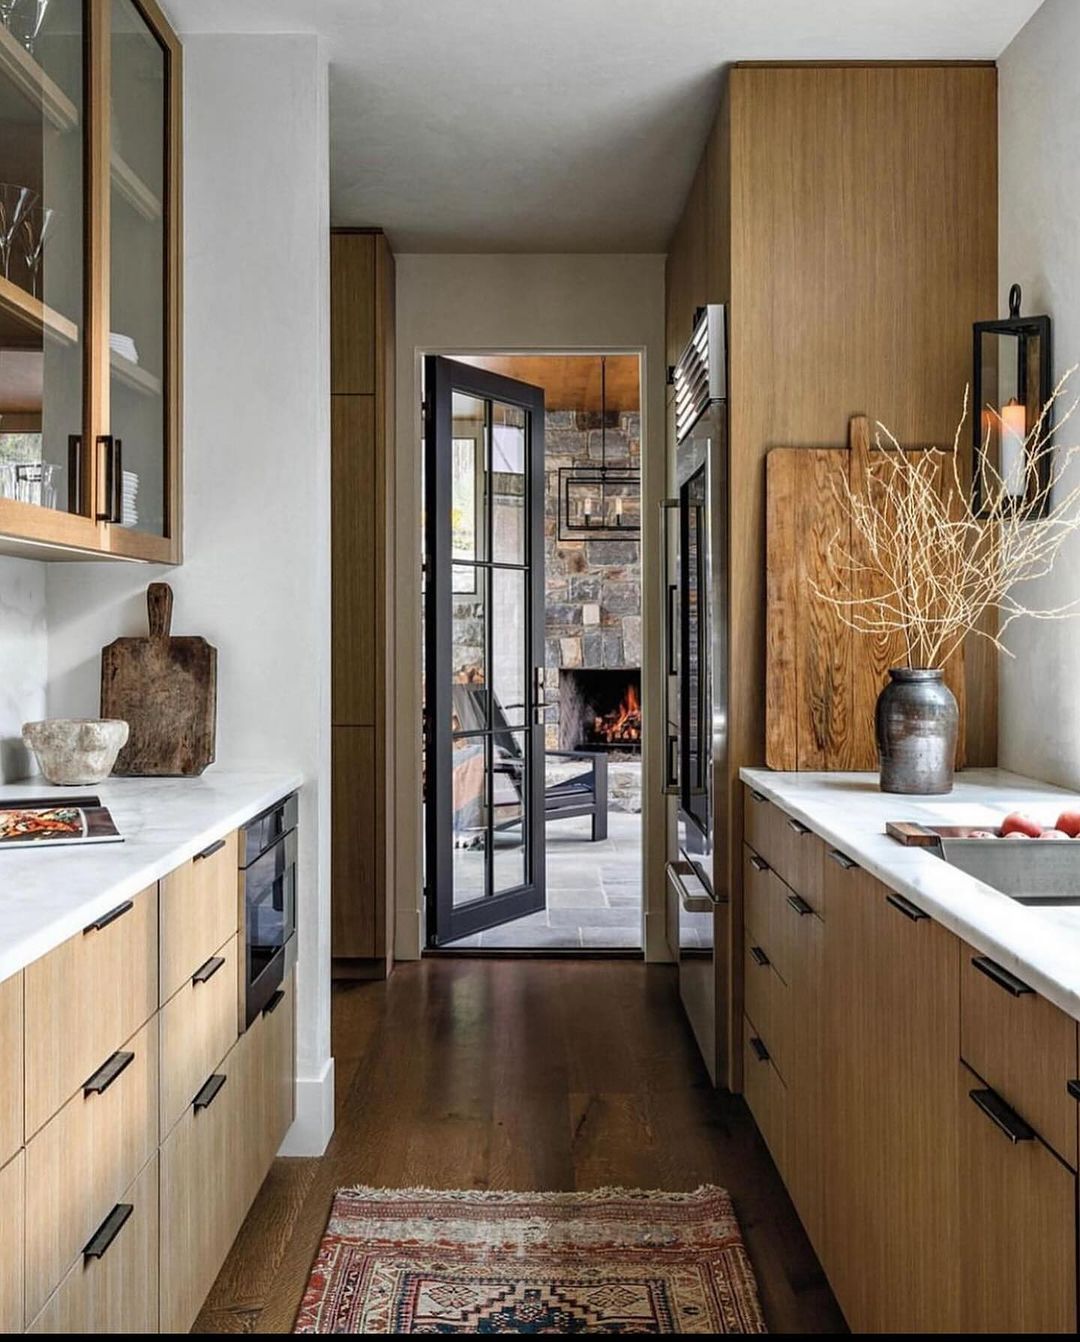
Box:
[294,1185,766,1334]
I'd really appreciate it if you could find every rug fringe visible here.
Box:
[331,1183,733,1204]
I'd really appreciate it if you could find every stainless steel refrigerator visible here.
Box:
[664,305,730,1085]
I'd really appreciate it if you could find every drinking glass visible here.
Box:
[6,0,49,55]
[0,184,36,281]
[21,205,53,297]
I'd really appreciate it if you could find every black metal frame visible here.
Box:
[424,357,547,946]
[972,283,1053,519]
[557,466,641,541]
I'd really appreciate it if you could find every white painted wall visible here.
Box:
[998,0,1080,787]
[0,557,46,783]
[44,34,334,1154]
[393,253,668,959]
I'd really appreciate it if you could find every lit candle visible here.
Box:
[615,496,624,518]
[1000,398,1027,497]
[583,496,593,518]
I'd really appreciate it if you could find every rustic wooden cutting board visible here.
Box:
[101,583,217,776]
[765,416,965,772]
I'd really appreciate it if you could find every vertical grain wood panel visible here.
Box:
[159,831,239,1005]
[331,395,376,726]
[0,1150,23,1333]
[330,233,375,395]
[332,726,377,958]
[0,972,22,1167]
[375,236,396,965]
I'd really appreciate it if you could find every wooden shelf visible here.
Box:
[111,348,161,396]
[0,274,78,345]
[0,24,78,133]
[111,153,162,222]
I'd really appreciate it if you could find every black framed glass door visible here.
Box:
[424,357,546,945]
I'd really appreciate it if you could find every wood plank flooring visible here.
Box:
[194,958,845,1334]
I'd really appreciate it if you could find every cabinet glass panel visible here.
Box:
[0,0,84,514]
[109,0,166,535]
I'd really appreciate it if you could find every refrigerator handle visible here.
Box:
[660,499,679,676]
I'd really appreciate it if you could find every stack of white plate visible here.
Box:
[109,332,139,365]
[121,470,138,529]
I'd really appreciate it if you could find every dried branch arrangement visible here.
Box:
[813,370,1080,669]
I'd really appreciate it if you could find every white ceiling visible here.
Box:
[164,0,1042,253]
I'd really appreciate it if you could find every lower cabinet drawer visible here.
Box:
[28,1155,159,1335]
[249,969,296,1188]
[160,1030,252,1334]
[159,934,240,1140]
[743,938,789,1084]
[24,1015,158,1323]
[743,1013,788,1175]
[0,1150,24,1333]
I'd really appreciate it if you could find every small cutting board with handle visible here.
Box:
[101,582,217,776]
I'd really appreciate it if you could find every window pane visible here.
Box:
[491,401,525,564]
[451,392,486,563]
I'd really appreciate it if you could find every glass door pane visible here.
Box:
[0,0,85,513]
[108,0,166,535]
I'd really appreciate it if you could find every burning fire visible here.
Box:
[591,683,642,746]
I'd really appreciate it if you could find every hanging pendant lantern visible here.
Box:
[558,356,641,541]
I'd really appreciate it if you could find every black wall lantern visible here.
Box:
[972,283,1053,518]
[558,356,641,541]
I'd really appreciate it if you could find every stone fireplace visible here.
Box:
[558,668,642,755]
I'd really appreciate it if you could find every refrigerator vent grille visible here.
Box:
[674,306,725,442]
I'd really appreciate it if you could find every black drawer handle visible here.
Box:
[750,1036,770,1062]
[828,848,857,870]
[748,854,769,872]
[972,955,1033,997]
[194,837,227,861]
[262,988,286,1016]
[786,818,810,836]
[786,893,813,917]
[970,1088,1035,1143]
[885,891,927,922]
[193,1073,227,1112]
[192,955,225,986]
[749,789,767,804]
[1067,1079,1080,1103]
[83,1049,134,1097]
[749,945,770,967]
[83,900,134,934]
[83,1202,133,1260]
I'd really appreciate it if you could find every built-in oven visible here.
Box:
[241,793,298,1027]
[664,304,730,1085]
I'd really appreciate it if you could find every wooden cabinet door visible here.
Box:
[159,831,239,1005]
[824,861,960,1332]
[956,1061,1077,1333]
[0,1150,24,1334]
[0,972,22,1167]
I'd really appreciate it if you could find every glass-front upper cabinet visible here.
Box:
[0,0,180,562]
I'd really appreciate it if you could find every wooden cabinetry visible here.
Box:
[744,784,1080,1334]
[158,830,239,1005]
[0,0,182,563]
[331,228,395,969]
[0,1151,24,1333]
[0,972,23,1166]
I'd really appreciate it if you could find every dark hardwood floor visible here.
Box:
[194,957,845,1334]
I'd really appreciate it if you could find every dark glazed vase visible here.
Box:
[875,667,959,795]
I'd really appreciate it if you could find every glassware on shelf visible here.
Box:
[21,205,53,298]
[0,461,59,509]
[0,184,36,282]
[5,0,49,55]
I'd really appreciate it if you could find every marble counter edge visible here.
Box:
[0,769,305,986]
[740,766,1080,1025]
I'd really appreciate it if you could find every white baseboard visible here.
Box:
[645,907,675,963]
[279,1055,335,1156]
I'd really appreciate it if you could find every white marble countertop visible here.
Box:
[740,767,1080,1024]
[0,769,303,985]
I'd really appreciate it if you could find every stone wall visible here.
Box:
[544,410,641,749]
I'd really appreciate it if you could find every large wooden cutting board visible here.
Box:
[101,583,217,776]
[766,416,965,772]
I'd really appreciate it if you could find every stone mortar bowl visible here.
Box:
[22,719,130,786]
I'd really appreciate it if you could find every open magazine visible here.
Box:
[0,796,123,849]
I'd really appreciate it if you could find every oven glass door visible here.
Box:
[679,459,710,842]
[247,830,297,989]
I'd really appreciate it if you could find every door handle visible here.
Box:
[83,900,134,934]
[786,893,813,917]
[750,945,770,967]
[83,1203,134,1260]
[786,817,810,836]
[662,732,679,796]
[828,848,857,870]
[193,1073,227,1112]
[194,838,227,861]
[191,955,225,986]
[83,1049,135,1097]
[95,435,123,523]
[750,1036,770,1063]
[969,1088,1035,1143]
[885,891,928,922]
[748,854,769,872]
[667,861,719,912]
[971,955,1033,997]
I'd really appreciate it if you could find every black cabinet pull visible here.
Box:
[748,854,769,872]
[828,848,857,870]
[786,817,810,836]
[749,789,766,804]
[885,891,927,922]
[192,954,225,986]
[750,1036,770,1062]
[969,1088,1035,1143]
[1067,1079,1080,1103]
[750,946,770,967]
[786,893,813,917]
[262,988,286,1017]
[95,435,123,523]
[83,1203,133,1260]
[971,955,1033,998]
[83,1050,134,1097]
[194,837,227,861]
[193,1073,227,1112]
[83,900,134,934]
